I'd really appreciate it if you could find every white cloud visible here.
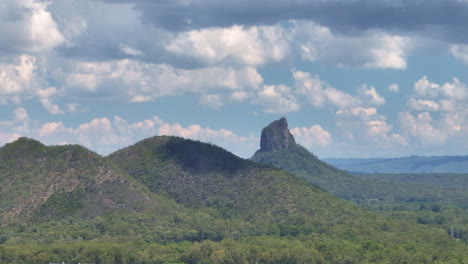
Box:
[53,59,264,103]
[398,76,468,148]
[414,76,443,98]
[399,112,449,145]
[335,106,402,147]
[290,125,332,148]
[166,24,291,66]
[0,108,258,158]
[294,21,410,69]
[450,44,468,64]
[388,83,400,92]
[293,70,385,109]
[413,76,466,100]
[0,55,69,114]
[39,98,64,115]
[293,71,356,108]
[0,0,65,55]
[0,55,39,99]
[230,91,250,101]
[252,85,300,114]
[199,94,224,109]
[410,76,467,112]
[408,98,440,111]
[359,85,386,106]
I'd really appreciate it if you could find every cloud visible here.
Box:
[52,59,264,102]
[359,85,386,106]
[290,125,332,148]
[0,108,258,158]
[294,71,356,108]
[399,112,450,145]
[39,98,64,115]
[97,0,468,44]
[408,99,440,112]
[450,44,468,64]
[397,76,468,148]
[294,21,410,69]
[0,55,70,114]
[0,55,39,98]
[293,70,386,109]
[166,24,291,67]
[252,85,300,114]
[411,76,467,109]
[0,0,65,56]
[199,94,224,109]
[388,83,400,92]
[413,76,467,100]
[335,107,396,143]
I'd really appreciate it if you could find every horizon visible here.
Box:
[2,1,468,159]
[4,133,468,161]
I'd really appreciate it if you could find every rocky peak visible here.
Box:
[258,117,296,153]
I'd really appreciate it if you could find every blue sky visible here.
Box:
[2,0,468,158]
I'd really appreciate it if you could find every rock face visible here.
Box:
[258,117,296,152]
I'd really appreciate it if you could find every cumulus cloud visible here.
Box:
[294,21,411,69]
[408,98,440,111]
[0,108,258,158]
[293,70,386,109]
[336,107,397,143]
[0,0,65,56]
[252,85,300,114]
[166,24,291,67]
[359,85,386,106]
[0,55,39,99]
[290,125,332,148]
[294,71,356,108]
[399,112,453,145]
[411,76,467,109]
[398,76,468,149]
[52,59,264,102]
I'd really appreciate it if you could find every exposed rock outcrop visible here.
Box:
[257,117,296,153]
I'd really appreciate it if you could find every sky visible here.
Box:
[1,0,468,159]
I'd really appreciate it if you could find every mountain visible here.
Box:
[256,117,296,153]
[250,118,468,207]
[251,118,375,197]
[108,135,468,262]
[0,136,467,262]
[324,156,468,173]
[109,135,352,220]
[0,137,169,223]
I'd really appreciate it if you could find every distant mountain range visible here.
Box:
[324,155,468,174]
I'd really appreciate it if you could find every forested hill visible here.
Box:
[251,118,377,199]
[324,155,468,173]
[0,135,467,262]
[0,137,163,223]
[250,118,468,211]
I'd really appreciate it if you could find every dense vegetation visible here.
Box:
[353,173,468,244]
[0,137,467,263]
[252,143,468,245]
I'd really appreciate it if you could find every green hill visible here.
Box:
[0,136,467,263]
[109,135,468,263]
[250,118,388,202]
[0,137,160,223]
